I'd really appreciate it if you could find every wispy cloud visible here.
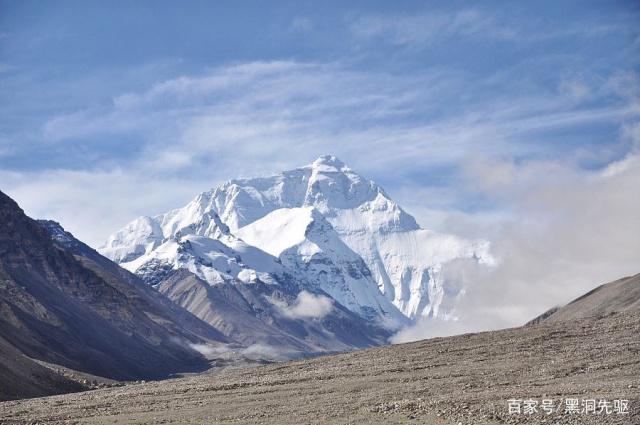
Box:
[270,291,334,320]
[349,8,625,49]
[241,343,298,361]
[39,61,636,174]
[350,8,512,47]
[3,59,637,247]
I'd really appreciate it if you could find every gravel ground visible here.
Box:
[1,311,638,425]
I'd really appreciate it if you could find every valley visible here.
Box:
[2,309,638,424]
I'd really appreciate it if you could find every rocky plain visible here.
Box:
[2,309,638,425]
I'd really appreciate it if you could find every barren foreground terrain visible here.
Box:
[1,311,638,425]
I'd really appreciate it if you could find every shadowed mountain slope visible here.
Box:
[0,191,227,400]
[37,219,229,346]
[0,334,85,401]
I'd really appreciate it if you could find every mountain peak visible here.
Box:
[310,155,347,172]
[100,158,490,322]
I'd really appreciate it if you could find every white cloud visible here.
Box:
[393,149,640,343]
[558,78,591,102]
[241,343,295,361]
[188,343,232,358]
[187,342,296,361]
[4,60,638,255]
[349,9,623,49]
[38,61,633,177]
[0,168,213,247]
[392,316,472,343]
[275,291,334,320]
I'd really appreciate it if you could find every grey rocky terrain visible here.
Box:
[529,273,640,325]
[1,309,638,424]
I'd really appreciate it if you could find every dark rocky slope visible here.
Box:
[0,191,226,400]
[0,334,84,401]
[38,219,229,347]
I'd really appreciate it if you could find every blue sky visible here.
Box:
[1,1,638,240]
[1,0,639,327]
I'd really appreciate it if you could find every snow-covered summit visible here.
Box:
[211,155,419,233]
[310,154,346,172]
[100,155,493,322]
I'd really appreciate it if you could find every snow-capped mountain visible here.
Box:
[236,207,408,328]
[100,194,392,352]
[207,155,493,319]
[100,155,493,330]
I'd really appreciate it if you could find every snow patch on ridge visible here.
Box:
[237,207,315,257]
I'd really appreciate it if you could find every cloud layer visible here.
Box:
[393,148,640,342]
[4,58,637,247]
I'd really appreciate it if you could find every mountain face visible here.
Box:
[236,207,407,327]
[101,155,492,330]
[210,155,494,320]
[0,191,233,400]
[158,269,390,357]
[118,230,391,354]
[98,206,392,352]
[37,220,230,347]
